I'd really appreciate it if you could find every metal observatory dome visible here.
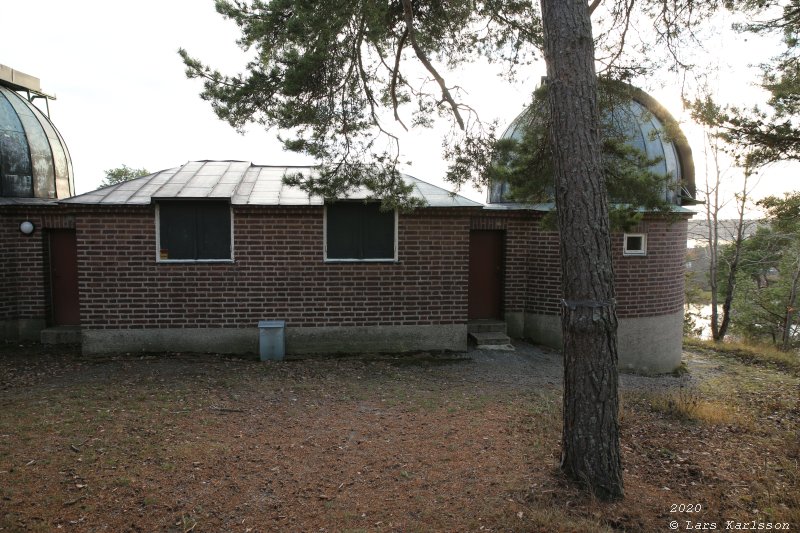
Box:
[0,65,74,199]
[489,84,695,206]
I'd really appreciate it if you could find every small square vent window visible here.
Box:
[623,233,647,256]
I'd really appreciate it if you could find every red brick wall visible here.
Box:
[470,212,536,316]
[524,222,562,316]
[0,210,47,324]
[0,213,19,322]
[613,218,688,318]
[468,210,688,319]
[74,206,472,329]
[2,203,689,334]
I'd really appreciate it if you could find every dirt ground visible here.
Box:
[0,340,797,532]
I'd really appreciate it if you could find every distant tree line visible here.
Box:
[723,194,800,351]
[687,1,800,353]
[100,165,149,188]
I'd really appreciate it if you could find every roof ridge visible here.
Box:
[149,165,184,199]
[59,161,483,207]
[61,170,160,203]
[401,173,481,206]
[405,176,427,204]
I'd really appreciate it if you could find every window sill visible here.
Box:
[156,259,235,264]
[324,258,399,264]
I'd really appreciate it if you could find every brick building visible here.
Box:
[0,69,693,374]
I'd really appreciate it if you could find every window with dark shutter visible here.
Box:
[325,202,396,261]
[157,201,232,261]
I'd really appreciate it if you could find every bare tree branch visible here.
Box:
[391,27,410,131]
[400,0,465,130]
[601,0,634,70]
[356,41,401,163]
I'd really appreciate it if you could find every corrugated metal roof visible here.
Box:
[62,160,483,208]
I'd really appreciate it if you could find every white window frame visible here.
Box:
[323,204,399,262]
[623,233,647,256]
[155,201,235,264]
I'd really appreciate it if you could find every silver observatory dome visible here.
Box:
[489,84,695,206]
[0,65,74,199]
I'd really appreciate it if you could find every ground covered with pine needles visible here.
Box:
[0,340,797,532]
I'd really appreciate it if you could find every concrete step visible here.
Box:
[467,319,507,334]
[468,331,514,351]
[41,326,82,345]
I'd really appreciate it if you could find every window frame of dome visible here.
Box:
[623,233,647,256]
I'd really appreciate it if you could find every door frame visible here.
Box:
[467,229,505,320]
[48,229,81,326]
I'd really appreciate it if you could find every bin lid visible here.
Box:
[258,320,286,328]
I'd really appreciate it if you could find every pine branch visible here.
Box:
[400,0,465,130]
[390,27,410,131]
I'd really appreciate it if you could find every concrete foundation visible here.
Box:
[617,310,683,374]
[82,324,467,356]
[0,318,46,341]
[0,320,17,340]
[287,324,466,354]
[518,310,683,375]
[504,311,524,339]
[82,328,258,355]
[523,313,563,350]
[41,326,82,345]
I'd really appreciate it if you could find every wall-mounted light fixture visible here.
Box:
[19,221,35,235]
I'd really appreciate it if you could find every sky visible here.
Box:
[1,0,795,216]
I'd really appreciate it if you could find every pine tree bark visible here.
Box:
[715,172,751,342]
[782,255,800,351]
[540,0,624,500]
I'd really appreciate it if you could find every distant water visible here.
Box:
[685,304,715,340]
[687,303,799,345]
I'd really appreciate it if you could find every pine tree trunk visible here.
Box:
[709,214,721,340]
[540,0,624,500]
[717,176,751,341]
[782,255,800,351]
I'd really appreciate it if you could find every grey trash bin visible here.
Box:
[258,320,285,361]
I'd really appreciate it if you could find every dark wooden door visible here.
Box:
[50,230,80,325]
[468,230,504,319]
